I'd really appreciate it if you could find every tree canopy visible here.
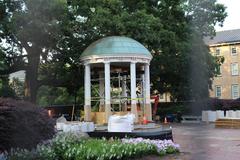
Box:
[0,0,227,103]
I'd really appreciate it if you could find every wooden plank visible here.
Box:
[215,118,240,128]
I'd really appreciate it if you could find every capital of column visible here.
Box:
[104,61,110,64]
[144,63,149,67]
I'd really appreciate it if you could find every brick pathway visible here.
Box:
[170,123,240,160]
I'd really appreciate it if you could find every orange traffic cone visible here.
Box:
[164,117,168,124]
[143,115,148,124]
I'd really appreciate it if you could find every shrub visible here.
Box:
[8,145,56,160]
[8,134,180,160]
[209,98,240,110]
[0,98,55,151]
[51,132,89,159]
[156,103,188,122]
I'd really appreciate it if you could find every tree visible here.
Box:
[184,0,227,37]
[0,0,227,103]
[36,86,84,106]
[183,0,226,100]
[0,0,69,102]
[149,0,226,100]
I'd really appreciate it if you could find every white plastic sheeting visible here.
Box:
[56,122,95,132]
[201,111,207,122]
[216,110,224,119]
[208,111,217,122]
[236,111,240,118]
[202,110,240,122]
[108,114,135,132]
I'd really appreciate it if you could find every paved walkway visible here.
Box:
[167,123,240,160]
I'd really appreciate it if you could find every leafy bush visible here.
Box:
[8,145,56,160]
[209,98,240,110]
[157,105,187,115]
[50,132,89,159]
[156,104,188,122]
[8,133,180,160]
[0,98,55,151]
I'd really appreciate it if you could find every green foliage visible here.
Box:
[36,86,84,106]
[8,145,56,160]
[0,98,55,151]
[0,50,15,97]
[8,132,179,160]
[0,77,16,98]
[157,104,188,117]
[0,0,227,102]
[0,0,71,102]
[9,137,159,160]
[150,0,226,100]
[9,132,89,160]
[183,0,227,36]
[64,139,157,160]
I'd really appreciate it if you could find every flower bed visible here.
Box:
[8,132,180,160]
[122,138,180,156]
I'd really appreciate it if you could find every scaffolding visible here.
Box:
[90,71,146,113]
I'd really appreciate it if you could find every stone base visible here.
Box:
[84,105,91,121]
[144,103,152,121]
[131,103,138,123]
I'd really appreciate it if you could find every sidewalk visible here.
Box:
[169,123,240,160]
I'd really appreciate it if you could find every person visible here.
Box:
[176,111,182,123]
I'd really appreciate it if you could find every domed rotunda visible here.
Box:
[80,36,152,123]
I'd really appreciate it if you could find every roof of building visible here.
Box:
[80,36,152,58]
[204,29,240,45]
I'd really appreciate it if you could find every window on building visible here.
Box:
[231,84,239,99]
[231,63,238,75]
[215,48,220,55]
[231,46,237,55]
[216,65,222,76]
[215,86,221,98]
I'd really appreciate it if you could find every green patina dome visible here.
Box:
[81,36,152,58]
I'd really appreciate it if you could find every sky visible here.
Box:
[215,0,240,31]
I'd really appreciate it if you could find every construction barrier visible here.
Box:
[202,110,240,122]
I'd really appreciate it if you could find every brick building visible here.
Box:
[205,29,240,99]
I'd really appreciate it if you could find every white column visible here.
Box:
[99,72,104,111]
[84,64,91,121]
[141,73,145,107]
[130,62,138,122]
[122,75,127,97]
[144,63,152,121]
[104,62,111,122]
[122,75,127,111]
[131,62,137,105]
[145,64,150,104]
